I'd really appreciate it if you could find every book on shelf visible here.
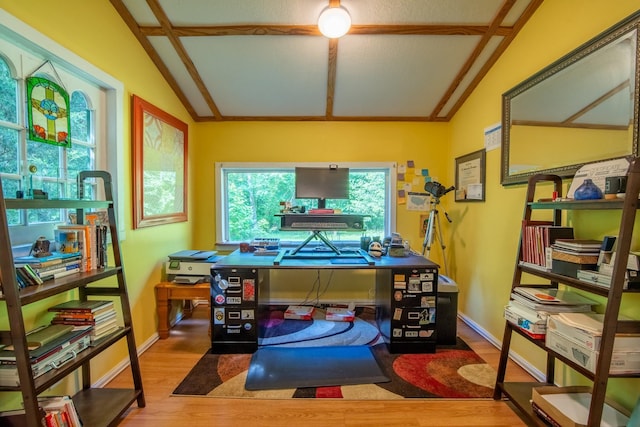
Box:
[2,324,74,351]
[51,310,116,326]
[56,224,92,271]
[510,293,594,313]
[0,326,91,364]
[513,287,598,306]
[520,221,574,268]
[551,248,599,264]
[14,266,40,287]
[12,251,81,268]
[553,239,603,252]
[36,262,82,281]
[47,299,113,314]
[38,395,82,427]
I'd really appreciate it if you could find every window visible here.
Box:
[0,46,102,244]
[0,9,126,242]
[216,162,396,244]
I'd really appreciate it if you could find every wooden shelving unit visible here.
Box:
[0,171,145,427]
[493,162,640,426]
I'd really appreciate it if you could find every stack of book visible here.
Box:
[38,395,83,427]
[48,300,118,344]
[0,325,92,386]
[505,287,598,340]
[520,221,574,270]
[550,239,601,278]
[13,252,82,286]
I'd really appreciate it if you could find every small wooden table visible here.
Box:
[155,281,210,339]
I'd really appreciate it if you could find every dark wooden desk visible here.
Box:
[155,281,210,339]
[210,249,439,353]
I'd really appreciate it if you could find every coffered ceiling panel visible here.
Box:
[112,0,543,121]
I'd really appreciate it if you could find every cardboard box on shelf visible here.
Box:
[547,312,640,351]
[545,329,640,374]
[531,386,629,427]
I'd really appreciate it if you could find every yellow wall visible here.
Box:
[192,122,450,253]
[449,0,640,409]
[0,0,193,407]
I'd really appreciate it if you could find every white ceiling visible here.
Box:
[111,0,543,122]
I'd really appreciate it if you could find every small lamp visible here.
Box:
[318,6,351,38]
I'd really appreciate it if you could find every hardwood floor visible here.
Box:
[107,305,535,426]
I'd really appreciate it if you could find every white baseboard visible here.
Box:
[457,312,545,382]
[91,331,159,388]
[92,309,192,387]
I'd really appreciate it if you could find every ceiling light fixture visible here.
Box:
[318,6,351,38]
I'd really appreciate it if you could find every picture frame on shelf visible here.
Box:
[131,95,188,229]
[455,149,486,202]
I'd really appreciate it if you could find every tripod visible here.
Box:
[422,195,452,275]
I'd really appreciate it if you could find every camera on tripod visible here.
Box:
[424,181,455,199]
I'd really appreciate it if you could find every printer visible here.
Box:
[165,250,221,284]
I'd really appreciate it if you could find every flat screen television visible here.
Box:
[295,167,349,209]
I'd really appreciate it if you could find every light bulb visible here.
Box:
[318,6,351,38]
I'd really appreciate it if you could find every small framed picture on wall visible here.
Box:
[455,149,486,202]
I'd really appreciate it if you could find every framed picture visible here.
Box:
[455,149,486,202]
[132,95,188,229]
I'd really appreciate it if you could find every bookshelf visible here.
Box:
[493,164,640,427]
[0,171,145,427]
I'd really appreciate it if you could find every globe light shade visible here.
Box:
[318,6,351,38]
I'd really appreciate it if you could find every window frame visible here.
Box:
[215,161,397,246]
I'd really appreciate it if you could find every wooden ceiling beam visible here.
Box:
[139,24,513,38]
[109,0,200,119]
[146,0,223,120]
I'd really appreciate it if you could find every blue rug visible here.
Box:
[245,345,389,390]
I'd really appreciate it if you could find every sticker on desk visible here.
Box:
[420,330,434,338]
[393,308,403,321]
[214,294,225,305]
[243,279,255,301]
[420,273,434,281]
[407,278,421,293]
[394,274,405,282]
[242,309,254,320]
[418,309,430,325]
[394,291,403,302]
[394,281,407,290]
[214,308,225,324]
[422,281,433,292]
[393,328,403,337]
[227,296,242,305]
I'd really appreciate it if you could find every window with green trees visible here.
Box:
[217,162,395,244]
[0,50,100,244]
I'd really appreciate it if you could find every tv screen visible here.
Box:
[295,167,349,208]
